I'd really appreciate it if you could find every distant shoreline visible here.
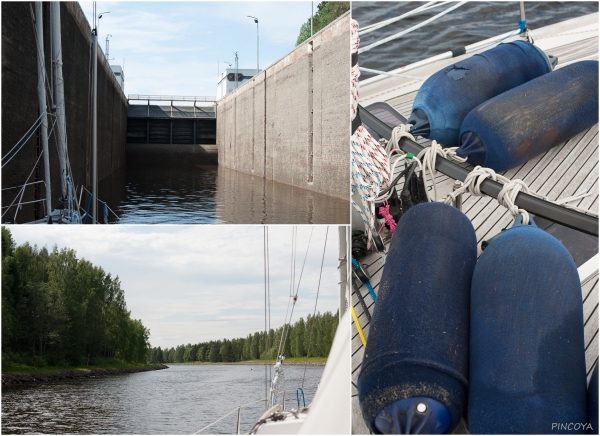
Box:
[2,364,168,386]
[170,360,326,367]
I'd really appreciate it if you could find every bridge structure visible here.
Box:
[126,95,217,145]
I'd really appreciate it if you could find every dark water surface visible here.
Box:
[98,164,349,224]
[1,364,324,434]
[353,2,599,79]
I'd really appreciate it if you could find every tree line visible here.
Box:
[1,227,149,367]
[296,1,350,46]
[148,311,339,364]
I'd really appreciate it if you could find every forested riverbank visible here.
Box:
[1,227,150,370]
[148,311,339,364]
[2,363,168,385]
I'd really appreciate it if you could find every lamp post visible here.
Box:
[247,16,259,72]
[218,61,232,78]
[97,11,110,39]
[235,52,239,89]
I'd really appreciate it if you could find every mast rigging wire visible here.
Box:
[276,227,314,361]
[302,226,329,389]
[263,226,268,410]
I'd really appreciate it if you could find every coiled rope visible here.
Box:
[351,19,391,249]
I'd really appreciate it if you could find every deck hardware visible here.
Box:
[452,180,463,212]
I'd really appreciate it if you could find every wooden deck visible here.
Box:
[352,12,598,434]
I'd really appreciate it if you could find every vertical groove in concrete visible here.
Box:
[234,95,237,170]
[263,70,267,178]
[252,80,255,173]
[308,41,314,183]
[215,12,349,200]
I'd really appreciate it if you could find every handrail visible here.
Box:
[192,398,267,435]
[128,95,216,102]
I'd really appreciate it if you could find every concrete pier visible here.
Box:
[216,12,350,201]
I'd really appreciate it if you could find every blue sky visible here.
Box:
[6,225,342,349]
[79,2,314,97]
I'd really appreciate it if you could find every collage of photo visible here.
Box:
[1,1,598,435]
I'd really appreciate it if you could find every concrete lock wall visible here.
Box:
[1,2,127,223]
[217,12,350,200]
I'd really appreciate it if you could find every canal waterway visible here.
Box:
[97,163,349,224]
[1,364,324,434]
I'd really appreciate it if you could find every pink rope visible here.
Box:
[378,204,397,233]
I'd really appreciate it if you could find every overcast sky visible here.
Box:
[79,2,314,97]
[6,225,342,349]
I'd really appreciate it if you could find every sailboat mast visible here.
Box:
[35,2,53,223]
[92,30,98,224]
[50,2,68,202]
[338,226,349,319]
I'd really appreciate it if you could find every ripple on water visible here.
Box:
[1,364,325,434]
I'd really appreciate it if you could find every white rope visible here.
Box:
[351,126,391,248]
[443,165,597,223]
[415,141,466,202]
[359,1,468,54]
[351,18,390,249]
[359,1,446,35]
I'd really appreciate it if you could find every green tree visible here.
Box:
[208,343,220,362]
[296,2,349,46]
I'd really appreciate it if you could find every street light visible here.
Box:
[247,16,259,72]
[97,11,110,37]
[218,61,232,78]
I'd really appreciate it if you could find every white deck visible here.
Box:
[352,13,599,434]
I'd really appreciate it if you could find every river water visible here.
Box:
[97,164,349,224]
[1,364,324,434]
[353,2,599,80]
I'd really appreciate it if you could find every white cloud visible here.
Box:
[5,225,343,348]
[79,2,314,95]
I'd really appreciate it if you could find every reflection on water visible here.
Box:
[98,164,348,224]
[1,364,325,434]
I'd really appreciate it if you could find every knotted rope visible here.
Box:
[443,165,596,223]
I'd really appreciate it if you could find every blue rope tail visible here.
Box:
[352,257,377,302]
[366,281,377,303]
[296,388,306,408]
[103,202,108,224]
[518,19,527,33]
[83,194,92,224]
